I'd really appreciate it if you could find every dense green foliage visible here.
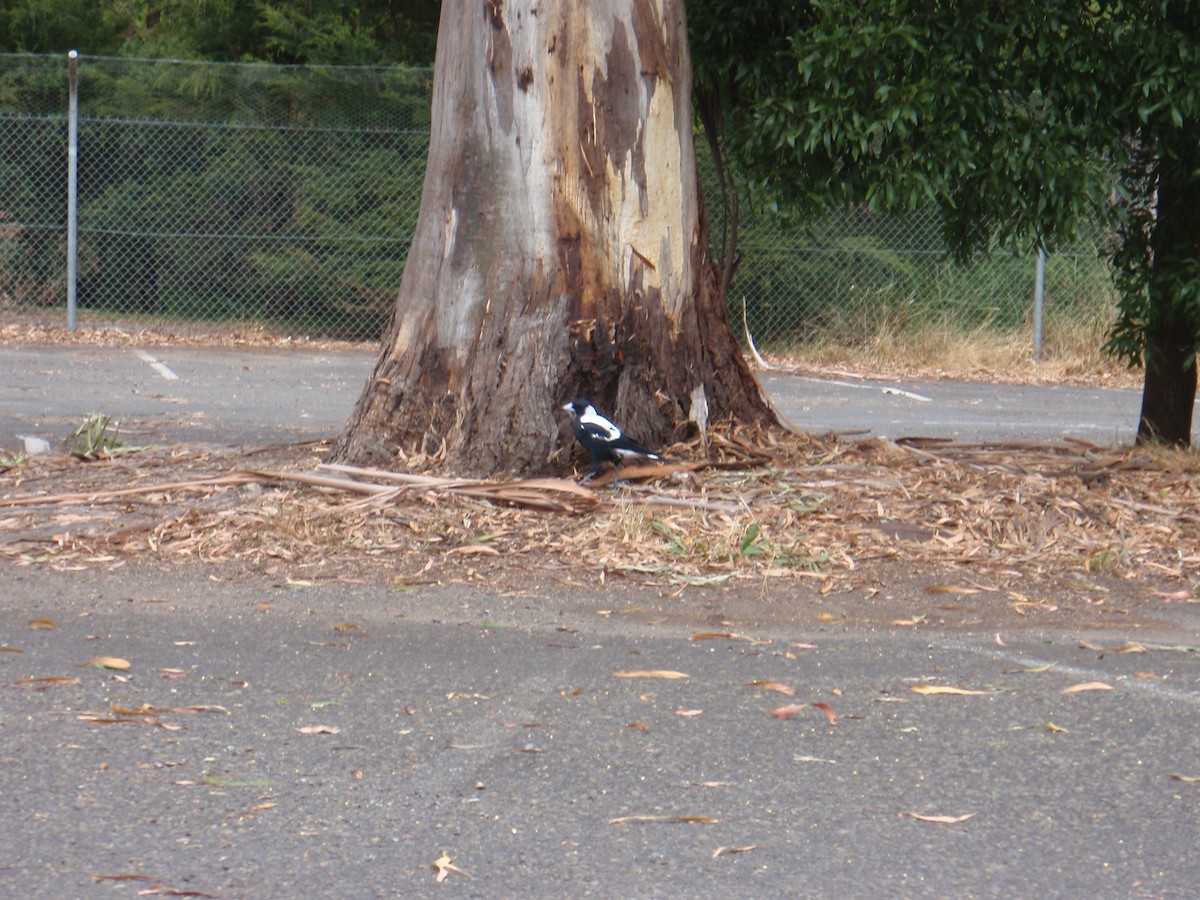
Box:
[687,0,1200,443]
[1,55,431,336]
[1,2,439,336]
[0,0,440,65]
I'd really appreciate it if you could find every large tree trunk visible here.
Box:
[1136,126,1200,447]
[335,0,773,475]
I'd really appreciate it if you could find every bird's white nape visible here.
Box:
[579,406,621,439]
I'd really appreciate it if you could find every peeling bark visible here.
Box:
[336,0,774,475]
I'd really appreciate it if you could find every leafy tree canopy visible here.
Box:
[687,0,1200,443]
[0,0,131,55]
[0,0,440,65]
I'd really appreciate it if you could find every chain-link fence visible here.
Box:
[1,53,1115,349]
[2,53,430,340]
[721,198,1114,355]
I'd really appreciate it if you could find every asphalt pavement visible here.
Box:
[760,371,1153,444]
[2,343,1188,452]
[2,342,1199,897]
[2,566,1199,898]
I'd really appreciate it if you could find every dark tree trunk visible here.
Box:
[336,0,774,475]
[1136,126,1200,447]
[1137,316,1197,446]
[695,89,739,303]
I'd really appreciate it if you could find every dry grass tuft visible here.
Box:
[763,313,1138,388]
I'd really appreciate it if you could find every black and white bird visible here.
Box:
[562,398,661,479]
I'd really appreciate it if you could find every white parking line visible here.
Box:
[881,386,934,402]
[798,376,932,403]
[133,349,179,382]
[959,640,1200,705]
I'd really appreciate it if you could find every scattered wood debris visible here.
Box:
[0,430,1197,602]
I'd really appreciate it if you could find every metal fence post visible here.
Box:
[1032,245,1046,362]
[66,50,79,331]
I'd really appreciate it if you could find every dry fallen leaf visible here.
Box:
[111,703,229,716]
[448,544,500,556]
[745,680,796,696]
[1113,642,1146,653]
[712,845,757,858]
[771,703,803,719]
[432,852,469,882]
[1010,663,1055,674]
[11,676,80,688]
[78,657,131,670]
[1170,774,1200,783]
[109,704,157,717]
[923,584,980,595]
[609,815,718,824]
[1152,589,1195,602]
[295,725,341,735]
[627,721,650,732]
[612,670,689,680]
[1061,681,1113,694]
[904,811,976,824]
[675,709,704,717]
[910,684,987,696]
[811,702,838,725]
[27,617,56,630]
[135,885,217,897]
[333,623,359,632]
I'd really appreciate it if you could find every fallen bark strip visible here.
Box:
[1108,495,1200,524]
[0,472,266,507]
[0,466,600,515]
[318,463,599,513]
[612,494,748,514]
[0,469,392,509]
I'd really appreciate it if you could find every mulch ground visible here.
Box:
[3,425,1197,632]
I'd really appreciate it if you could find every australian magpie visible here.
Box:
[562,398,661,479]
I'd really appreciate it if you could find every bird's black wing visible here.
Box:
[580,421,618,443]
[609,434,660,459]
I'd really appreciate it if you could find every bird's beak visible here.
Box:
[561,403,572,412]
